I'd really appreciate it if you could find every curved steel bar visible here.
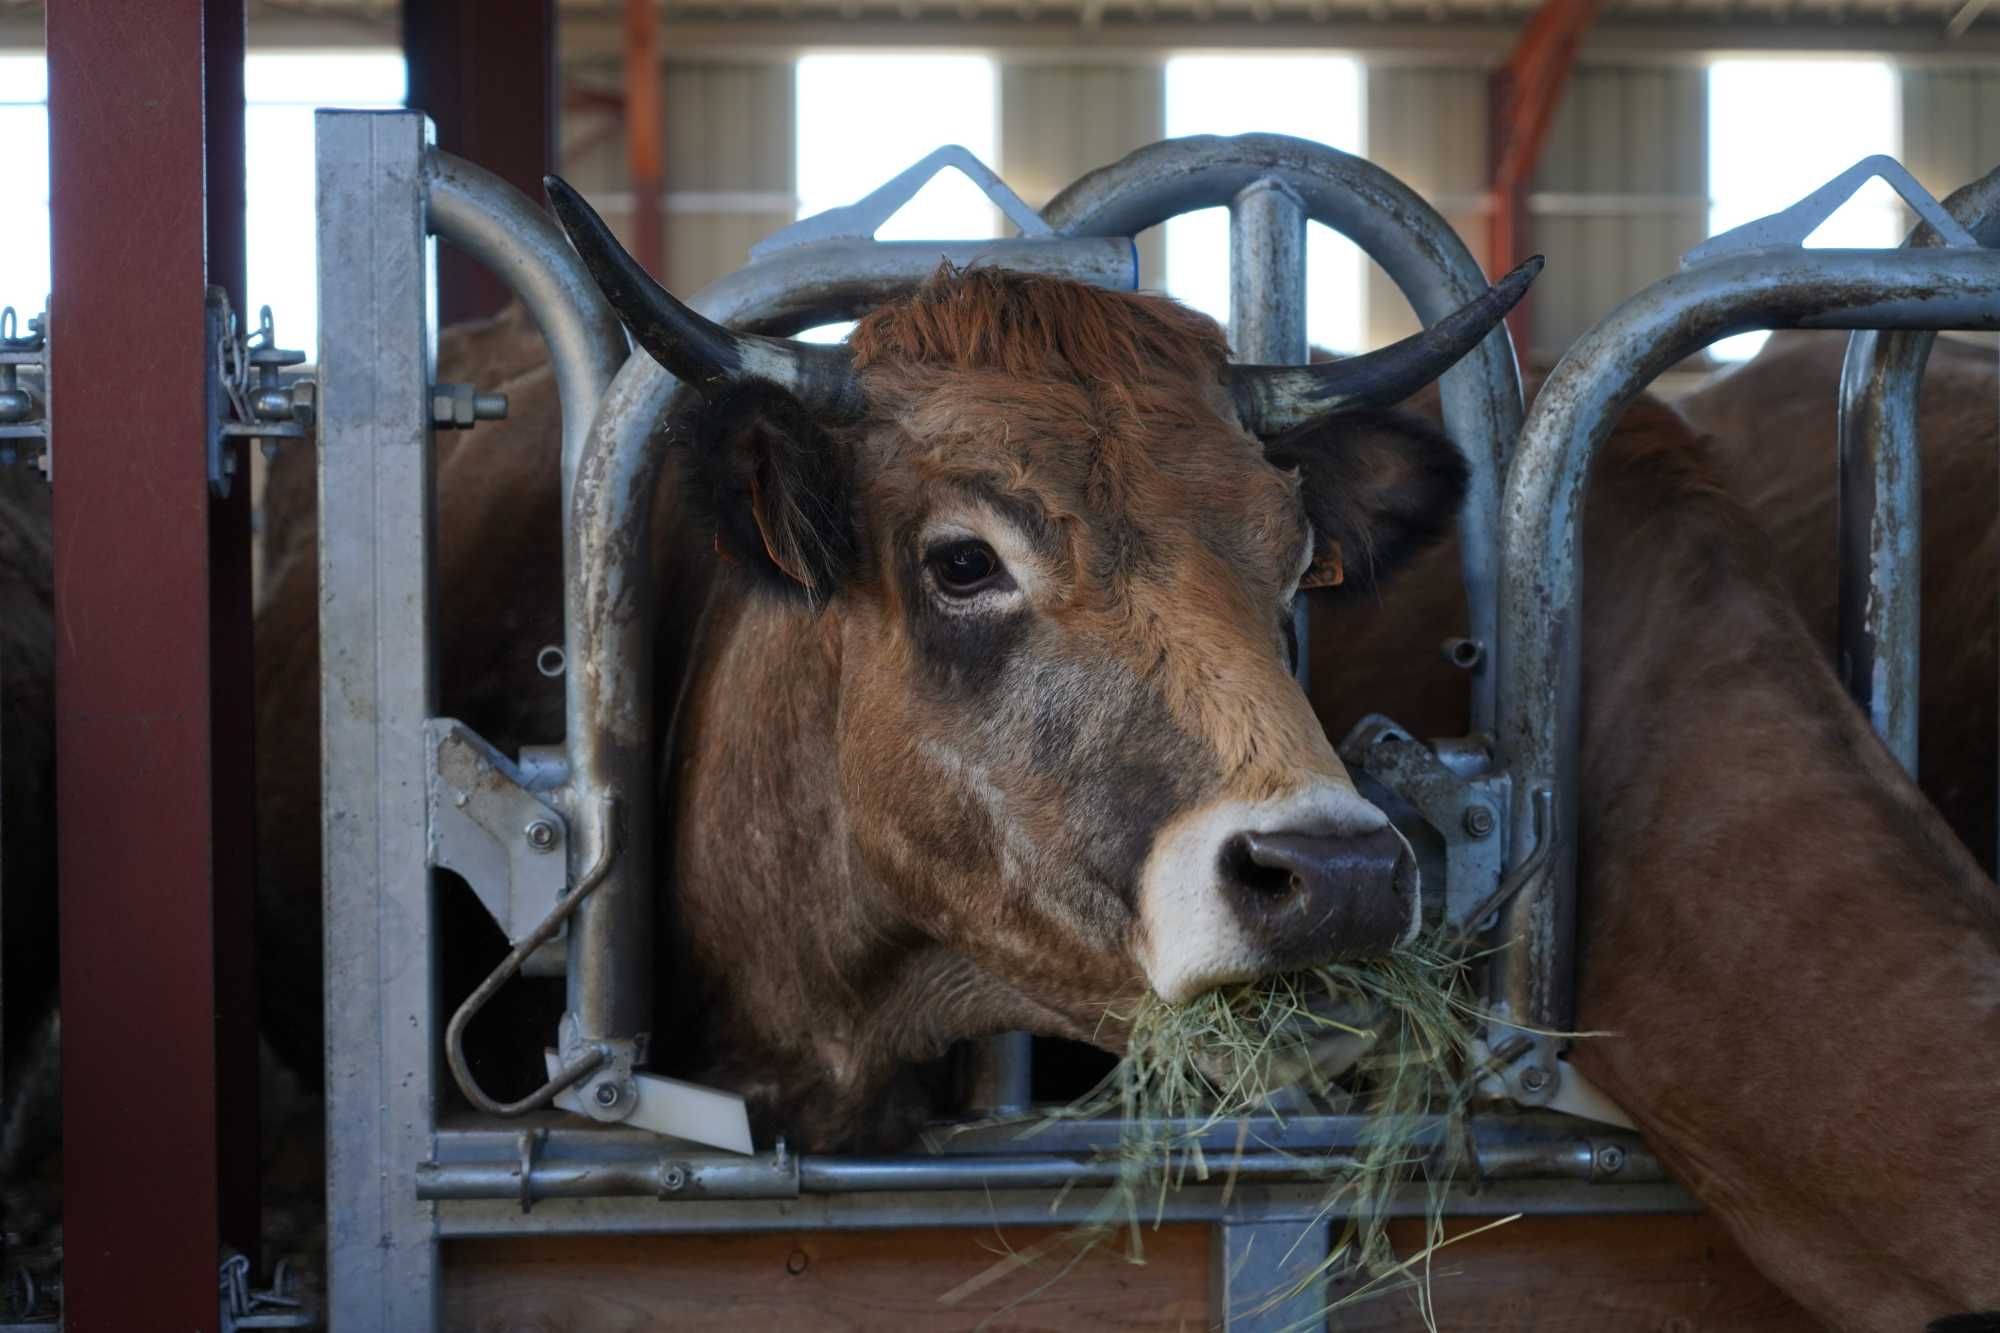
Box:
[1045,133,1527,735]
[1837,165,2000,778]
[559,236,1139,1058]
[1498,246,2000,1051]
[424,149,630,495]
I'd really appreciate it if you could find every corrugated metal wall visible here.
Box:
[1000,61,1167,287]
[564,61,797,299]
[562,55,2000,355]
[1902,65,2000,203]
[1364,65,1491,347]
[1528,65,1708,366]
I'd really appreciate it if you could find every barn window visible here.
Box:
[1706,58,1901,361]
[794,53,1000,343]
[0,56,49,321]
[244,53,407,361]
[1163,55,1366,355]
[0,51,404,361]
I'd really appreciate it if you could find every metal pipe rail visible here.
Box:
[1837,165,2000,793]
[1044,134,1525,736]
[1493,245,2000,1089]
[416,1113,1668,1204]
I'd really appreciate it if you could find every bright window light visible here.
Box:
[245,53,407,361]
[1164,56,1365,355]
[1707,59,1900,361]
[795,54,998,343]
[0,52,403,361]
[0,57,49,322]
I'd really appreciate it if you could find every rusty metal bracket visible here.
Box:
[427,719,570,974]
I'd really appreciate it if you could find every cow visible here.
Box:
[3,190,1995,1327]
[1305,338,2000,1331]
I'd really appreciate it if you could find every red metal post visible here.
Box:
[48,1,256,1327]
[625,0,666,276]
[1487,0,1603,357]
[405,0,558,322]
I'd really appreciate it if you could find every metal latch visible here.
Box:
[208,292,314,497]
[219,1253,315,1332]
[427,719,570,975]
[0,306,48,482]
[1337,713,1510,930]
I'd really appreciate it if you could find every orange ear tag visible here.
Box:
[1299,542,1345,591]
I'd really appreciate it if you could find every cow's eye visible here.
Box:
[929,539,1004,595]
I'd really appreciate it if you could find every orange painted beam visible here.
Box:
[1488,0,1604,354]
[625,0,665,277]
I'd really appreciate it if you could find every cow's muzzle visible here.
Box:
[1218,827,1417,973]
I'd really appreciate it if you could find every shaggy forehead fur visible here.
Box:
[841,266,1324,791]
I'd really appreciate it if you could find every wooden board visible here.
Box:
[443,1212,1819,1331]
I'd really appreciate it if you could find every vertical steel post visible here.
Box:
[317,109,442,1328]
[1836,332,1924,777]
[48,1,253,1324]
[1222,177,1331,1327]
[1211,1216,1333,1333]
[1229,178,1312,688]
[1835,163,2000,783]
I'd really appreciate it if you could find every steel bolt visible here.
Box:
[592,1081,621,1109]
[1518,1066,1550,1094]
[661,1163,689,1193]
[1595,1143,1627,1175]
[785,1248,810,1276]
[1462,805,1496,839]
[525,819,559,852]
[1441,637,1485,670]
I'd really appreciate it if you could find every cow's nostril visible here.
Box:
[1219,826,1414,969]
[1220,833,1299,900]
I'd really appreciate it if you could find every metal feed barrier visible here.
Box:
[314,107,2000,1331]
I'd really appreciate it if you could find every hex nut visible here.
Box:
[1463,805,1496,839]
[525,819,560,853]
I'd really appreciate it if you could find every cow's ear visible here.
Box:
[1265,407,1467,598]
[678,381,858,607]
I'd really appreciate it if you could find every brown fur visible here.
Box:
[1308,359,2000,1331]
[661,271,1400,1145]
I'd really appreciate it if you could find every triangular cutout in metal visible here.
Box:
[1683,154,1979,267]
[753,145,1052,259]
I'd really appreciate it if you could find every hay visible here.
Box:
[960,933,1496,1329]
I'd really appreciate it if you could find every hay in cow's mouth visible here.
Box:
[943,933,1499,1329]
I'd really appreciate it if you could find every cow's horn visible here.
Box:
[1229,256,1543,435]
[545,175,864,419]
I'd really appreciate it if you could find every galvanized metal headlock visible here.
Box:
[0,305,48,481]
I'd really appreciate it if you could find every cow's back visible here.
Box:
[1684,332,1998,872]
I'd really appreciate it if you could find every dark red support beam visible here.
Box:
[48,1,257,1327]
[625,0,666,276]
[1487,0,1603,356]
[405,0,558,323]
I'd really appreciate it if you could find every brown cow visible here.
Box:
[1308,343,2000,1331]
[247,241,2000,1325]
[247,181,1543,1149]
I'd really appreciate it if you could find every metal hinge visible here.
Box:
[219,1253,316,1332]
[0,306,49,482]
[207,291,315,497]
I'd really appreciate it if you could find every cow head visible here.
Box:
[549,179,1533,1025]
